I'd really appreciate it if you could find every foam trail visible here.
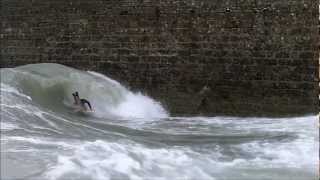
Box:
[1,83,32,100]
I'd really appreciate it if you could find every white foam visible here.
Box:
[1,103,62,132]
[2,115,318,180]
[87,71,169,119]
[0,83,32,100]
[5,136,77,149]
[44,140,214,180]
[46,156,80,179]
[110,92,168,119]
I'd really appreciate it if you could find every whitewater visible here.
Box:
[1,63,318,180]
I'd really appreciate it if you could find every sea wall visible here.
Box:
[1,0,319,116]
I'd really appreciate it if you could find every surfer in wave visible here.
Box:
[72,91,93,112]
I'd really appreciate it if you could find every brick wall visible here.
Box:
[1,0,319,116]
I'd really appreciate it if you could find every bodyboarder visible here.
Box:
[72,91,93,112]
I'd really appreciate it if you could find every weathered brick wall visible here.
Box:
[1,0,319,116]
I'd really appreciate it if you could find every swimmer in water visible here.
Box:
[72,91,93,112]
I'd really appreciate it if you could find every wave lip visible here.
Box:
[1,63,168,119]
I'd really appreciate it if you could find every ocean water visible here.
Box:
[1,63,318,180]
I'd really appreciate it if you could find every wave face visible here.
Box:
[0,63,168,118]
[1,63,319,180]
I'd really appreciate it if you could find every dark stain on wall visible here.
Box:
[1,0,319,116]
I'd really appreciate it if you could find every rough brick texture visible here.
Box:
[1,0,319,116]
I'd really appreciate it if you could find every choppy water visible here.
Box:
[1,63,319,180]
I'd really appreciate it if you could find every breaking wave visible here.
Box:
[1,63,168,119]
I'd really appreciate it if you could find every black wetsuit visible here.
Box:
[72,92,93,111]
[80,99,92,110]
